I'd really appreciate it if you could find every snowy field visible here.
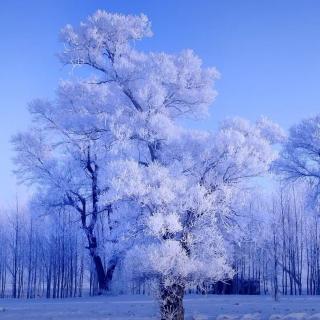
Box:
[1,295,320,320]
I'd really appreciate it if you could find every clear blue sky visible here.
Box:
[1,0,320,204]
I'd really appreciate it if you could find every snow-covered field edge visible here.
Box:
[1,294,320,320]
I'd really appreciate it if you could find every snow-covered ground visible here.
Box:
[1,294,320,320]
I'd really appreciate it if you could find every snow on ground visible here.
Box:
[1,294,320,320]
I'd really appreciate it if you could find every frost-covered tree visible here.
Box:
[12,87,120,292]
[110,117,281,319]
[274,115,320,202]
[12,10,218,296]
[12,65,125,293]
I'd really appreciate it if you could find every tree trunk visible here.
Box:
[85,148,109,294]
[160,282,185,320]
[85,233,106,293]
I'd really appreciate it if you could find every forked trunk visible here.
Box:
[160,282,185,320]
[87,234,118,293]
[85,232,107,293]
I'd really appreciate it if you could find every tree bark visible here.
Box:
[93,255,106,292]
[85,233,107,293]
[86,147,109,293]
[160,282,185,320]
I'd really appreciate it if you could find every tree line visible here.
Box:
[0,183,319,300]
